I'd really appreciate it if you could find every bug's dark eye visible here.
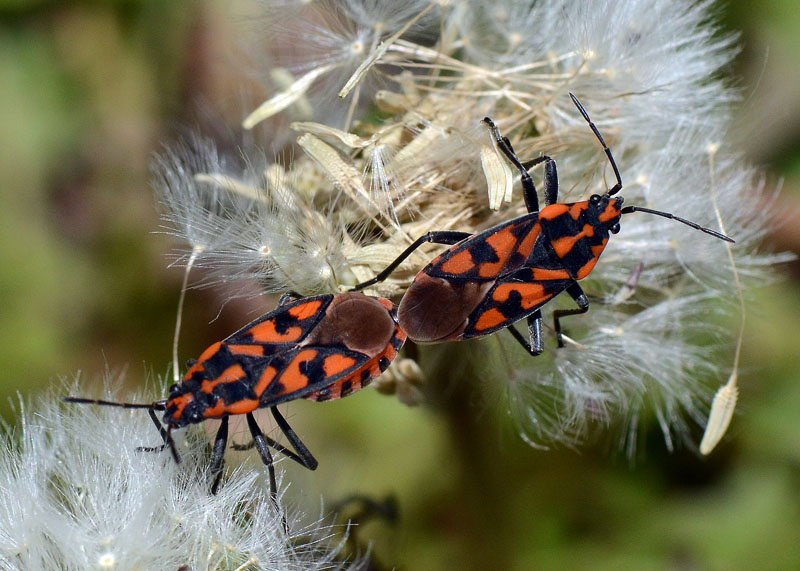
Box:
[589,194,601,205]
[168,383,181,396]
[610,223,621,234]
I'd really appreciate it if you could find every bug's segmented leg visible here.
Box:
[62,397,181,463]
[350,230,472,292]
[244,412,278,497]
[241,409,318,490]
[518,155,559,207]
[483,117,543,214]
[553,282,589,347]
[244,412,290,533]
[136,408,181,464]
[507,310,544,356]
[530,157,559,207]
[270,407,318,470]
[209,416,229,495]
[230,436,303,462]
[230,429,316,468]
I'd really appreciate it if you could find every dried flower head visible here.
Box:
[154,0,788,454]
[0,375,356,570]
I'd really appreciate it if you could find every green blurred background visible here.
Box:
[2,1,799,569]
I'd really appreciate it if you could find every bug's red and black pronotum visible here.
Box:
[65,291,406,497]
[353,93,734,355]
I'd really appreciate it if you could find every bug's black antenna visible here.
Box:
[620,206,735,242]
[63,397,164,410]
[63,397,181,463]
[569,93,733,243]
[569,93,623,197]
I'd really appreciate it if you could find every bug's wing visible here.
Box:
[399,214,544,342]
[180,342,370,420]
[462,269,573,338]
[426,213,541,280]
[224,294,334,356]
[255,344,373,406]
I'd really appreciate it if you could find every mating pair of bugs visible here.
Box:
[66,94,733,497]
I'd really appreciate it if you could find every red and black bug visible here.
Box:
[353,93,733,354]
[65,291,406,497]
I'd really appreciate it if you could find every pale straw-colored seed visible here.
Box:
[291,121,370,148]
[243,65,333,129]
[193,173,265,202]
[700,372,739,454]
[480,142,513,210]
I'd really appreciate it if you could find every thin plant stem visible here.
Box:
[173,247,201,383]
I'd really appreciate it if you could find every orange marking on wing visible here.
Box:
[539,203,570,220]
[224,399,259,415]
[253,365,277,397]
[515,224,541,260]
[550,224,595,258]
[279,349,318,395]
[440,249,475,275]
[247,319,303,344]
[474,308,507,331]
[478,226,519,277]
[202,400,227,418]
[569,202,588,220]
[305,334,401,402]
[203,397,259,418]
[493,283,549,309]
[593,239,607,255]
[576,240,609,279]
[576,258,598,280]
[323,354,357,377]
[531,267,571,280]
[201,364,246,394]
[227,344,264,357]
[288,299,323,320]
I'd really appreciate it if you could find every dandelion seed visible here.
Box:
[700,375,739,455]
[480,138,514,210]
[338,2,437,98]
[291,121,370,149]
[243,65,334,130]
[699,141,745,454]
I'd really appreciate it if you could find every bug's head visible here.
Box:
[160,341,226,428]
[163,381,205,428]
[586,193,624,235]
[569,93,734,244]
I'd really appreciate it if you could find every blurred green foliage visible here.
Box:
[1,1,798,570]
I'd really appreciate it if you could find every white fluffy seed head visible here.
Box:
[153,0,783,454]
[0,374,358,570]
